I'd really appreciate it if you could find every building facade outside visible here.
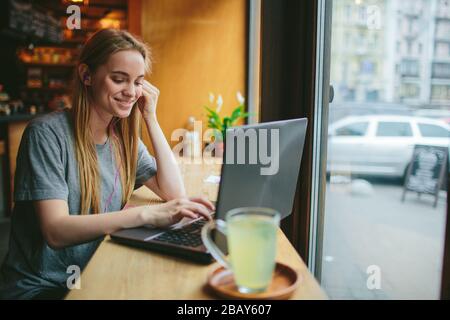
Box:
[330,0,450,115]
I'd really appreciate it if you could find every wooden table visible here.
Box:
[65,158,327,299]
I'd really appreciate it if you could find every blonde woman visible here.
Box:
[0,29,214,299]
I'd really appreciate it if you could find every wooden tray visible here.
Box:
[206,262,301,300]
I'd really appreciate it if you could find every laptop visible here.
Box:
[110,118,308,264]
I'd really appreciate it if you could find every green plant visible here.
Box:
[204,92,250,142]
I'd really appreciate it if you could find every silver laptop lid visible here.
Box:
[215,118,308,220]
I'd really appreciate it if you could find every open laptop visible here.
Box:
[110,118,308,264]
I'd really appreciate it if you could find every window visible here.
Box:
[435,21,450,39]
[438,0,450,18]
[357,6,367,25]
[418,123,450,137]
[343,88,356,101]
[407,40,413,55]
[432,62,450,79]
[376,121,413,137]
[335,122,369,136]
[431,85,450,100]
[366,90,379,101]
[408,19,414,34]
[344,5,352,21]
[435,42,450,59]
[400,83,420,98]
[400,59,419,77]
[322,0,449,301]
[360,60,375,74]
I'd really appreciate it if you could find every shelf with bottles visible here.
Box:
[24,67,72,92]
[18,47,76,95]
[0,94,44,119]
[17,46,78,66]
[17,89,71,115]
[61,16,128,36]
[20,62,76,68]
[22,86,69,93]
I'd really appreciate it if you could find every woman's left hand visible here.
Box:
[137,80,160,119]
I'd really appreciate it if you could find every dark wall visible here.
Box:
[0,36,21,99]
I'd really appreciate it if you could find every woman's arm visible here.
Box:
[35,197,213,250]
[143,114,186,200]
[35,199,143,249]
[139,81,186,200]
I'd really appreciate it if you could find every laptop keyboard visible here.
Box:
[152,219,207,248]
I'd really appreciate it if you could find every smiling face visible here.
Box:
[87,49,145,119]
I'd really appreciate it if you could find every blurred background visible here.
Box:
[0,0,248,218]
[0,0,249,276]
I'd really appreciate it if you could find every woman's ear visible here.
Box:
[78,63,91,86]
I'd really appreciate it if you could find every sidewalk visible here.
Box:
[321,179,447,299]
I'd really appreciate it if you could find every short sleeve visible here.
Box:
[14,125,69,202]
[135,139,157,187]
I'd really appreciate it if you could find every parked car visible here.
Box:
[327,115,450,179]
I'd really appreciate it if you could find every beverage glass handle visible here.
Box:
[201,219,230,269]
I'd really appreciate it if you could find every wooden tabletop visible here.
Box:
[65,157,327,300]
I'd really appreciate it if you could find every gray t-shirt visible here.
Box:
[0,110,157,299]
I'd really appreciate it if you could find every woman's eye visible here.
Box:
[135,82,143,86]
[112,78,125,83]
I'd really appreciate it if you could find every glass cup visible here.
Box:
[201,207,280,294]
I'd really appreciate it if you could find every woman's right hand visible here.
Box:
[138,197,214,228]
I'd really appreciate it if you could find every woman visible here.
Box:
[0,29,214,299]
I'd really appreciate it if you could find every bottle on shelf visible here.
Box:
[183,116,201,159]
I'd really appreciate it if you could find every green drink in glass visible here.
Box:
[202,207,280,294]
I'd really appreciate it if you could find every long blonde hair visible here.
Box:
[70,29,151,214]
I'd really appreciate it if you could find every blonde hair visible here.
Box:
[70,29,151,214]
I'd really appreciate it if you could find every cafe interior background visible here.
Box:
[0,0,449,300]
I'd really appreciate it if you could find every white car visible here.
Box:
[327,115,450,179]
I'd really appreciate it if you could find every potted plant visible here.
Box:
[204,92,249,157]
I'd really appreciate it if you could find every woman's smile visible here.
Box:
[113,96,136,109]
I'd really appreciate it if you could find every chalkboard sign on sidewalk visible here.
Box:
[402,145,449,208]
